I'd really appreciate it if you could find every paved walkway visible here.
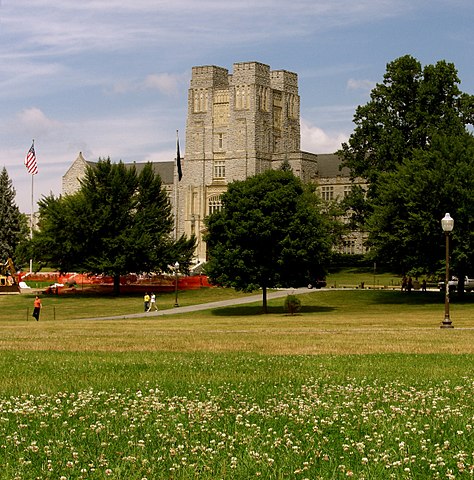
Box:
[82,287,315,321]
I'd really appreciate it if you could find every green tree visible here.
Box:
[29,193,83,273]
[338,55,474,286]
[366,133,474,281]
[31,158,195,294]
[0,167,27,261]
[339,55,474,188]
[204,170,333,312]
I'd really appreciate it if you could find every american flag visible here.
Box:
[25,142,38,175]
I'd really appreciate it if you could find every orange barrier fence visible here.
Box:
[23,272,212,294]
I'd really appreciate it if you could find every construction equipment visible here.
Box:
[0,258,20,293]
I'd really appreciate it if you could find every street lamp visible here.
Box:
[441,213,454,329]
[174,261,180,307]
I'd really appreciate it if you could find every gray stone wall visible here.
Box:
[179,61,318,262]
[61,61,367,264]
[62,152,89,196]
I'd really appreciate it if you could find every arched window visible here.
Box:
[208,195,222,215]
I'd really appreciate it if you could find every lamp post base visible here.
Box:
[440,317,454,329]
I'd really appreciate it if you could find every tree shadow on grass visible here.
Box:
[367,290,474,306]
[211,305,336,316]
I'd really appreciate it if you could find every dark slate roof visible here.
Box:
[84,159,175,185]
[316,153,350,178]
[134,161,175,185]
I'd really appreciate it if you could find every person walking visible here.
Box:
[143,292,150,312]
[32,295,42,321]
[147,292,158,312]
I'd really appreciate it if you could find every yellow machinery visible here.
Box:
[0,258,20,293]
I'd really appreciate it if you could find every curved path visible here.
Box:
[82,287,316,321]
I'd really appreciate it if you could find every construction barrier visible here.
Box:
[22,272,213,295]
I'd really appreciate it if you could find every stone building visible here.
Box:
[62,152,174,197]
[62,61,367,264]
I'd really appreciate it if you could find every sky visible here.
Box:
[1,0,473,213]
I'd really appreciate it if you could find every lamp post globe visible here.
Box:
[441,213,454,328]
[441,213,454,233]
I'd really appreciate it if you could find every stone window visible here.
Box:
[342,239,356,255]
[258,86,269,111]
[193,88,208,113]
[321,186,334,201]
[213,160,225,179]
[343,185,351,198]
[287,94,299,119]
[273,106,282,130]
[235,85,250,110]
[208,195,222,215]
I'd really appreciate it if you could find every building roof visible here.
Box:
[316,153,350,178]
[134,161,175,185]
[78,155,176,185]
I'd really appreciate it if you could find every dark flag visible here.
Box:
[25,141,38,175]
[176,133,183,181]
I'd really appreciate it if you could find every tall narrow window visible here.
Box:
[235,85,250,110]
[213,160,225,179]
[193,89,208,112]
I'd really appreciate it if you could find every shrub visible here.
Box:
[284,294,301,315]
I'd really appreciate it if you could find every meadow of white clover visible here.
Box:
[1,377,474,479]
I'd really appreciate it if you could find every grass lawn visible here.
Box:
[1,287,474,479]
[326,266,404,288]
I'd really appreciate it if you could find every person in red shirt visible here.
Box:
[32,296,42,321]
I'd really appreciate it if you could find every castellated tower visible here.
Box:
[62,61,366,263]
[179,61,317,263]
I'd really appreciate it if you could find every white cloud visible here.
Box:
[16,108,62,136]
[2,0,415,60]
[143,74,181,96]
[107,72,188,96]
[347,78,375,92]
[301,118,349,154]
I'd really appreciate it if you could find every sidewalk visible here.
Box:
[81,288,314,321]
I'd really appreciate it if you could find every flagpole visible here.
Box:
[30,141,34,273]
[24,138,38,273]
[175,130,180,240]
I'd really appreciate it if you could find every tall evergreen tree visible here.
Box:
[0,167,26,261]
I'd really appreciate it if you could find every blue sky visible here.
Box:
[1,0,473,212]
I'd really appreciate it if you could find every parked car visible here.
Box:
[438,276,474,292]
[307,279,327,289]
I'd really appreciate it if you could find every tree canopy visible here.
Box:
[204,169,333,312]
[31,158,195,293]
[0,167,27,262]
[366,133,474,279]
[338,55,474,282]
[339,55,474,187]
